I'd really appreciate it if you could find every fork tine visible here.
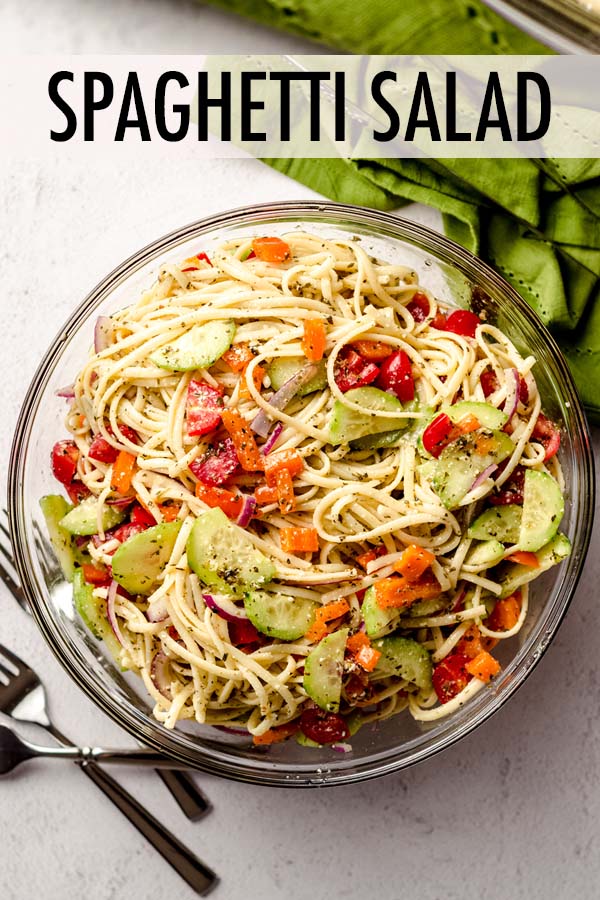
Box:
[0,508,29,611]
[0,642,25,674]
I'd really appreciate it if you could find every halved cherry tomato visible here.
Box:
[189,437,240,486]
[51,440,79,485]
[442,310,481,338]
[299,708,350,744]
[130,504,157,527]
[489,464,525,506]
[185,380,224,437]
[406,292,431,322]
[88,435,119,464]
[532,412,561,461]
[376,350,414,402]
[65,481,91,505]
[480,369,500,398]
[432,653,472,704]
[334,349,379,393]
[422,413,480,458]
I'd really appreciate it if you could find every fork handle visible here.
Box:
[80,762,218,895]
[156,769,211,822]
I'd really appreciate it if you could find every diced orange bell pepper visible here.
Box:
[465,650,501,682]
[252,236,291,263]
[486,593,521,632]
[82,563,110,585]
[111,450,136,494]
[195,484,244,519]
[157,503,181,522]
[374,572,441,610]
[252,720,300,745]
[346,632,381,672]
[254,484,279,505]
[305,599,350,643]
[239,364,265,401]
[392,544,436,582]
[222,342,256,373]
[456,624,498,658]
[301,318,327,362]
[280,527,319,554]
[506,550,539,568]
[356,550,377,570]
[264,449,304,486]
[274,467,296,515]
[221,409,264,472]
[351,340,393,361]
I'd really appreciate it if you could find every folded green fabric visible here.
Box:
[204,1,600,421]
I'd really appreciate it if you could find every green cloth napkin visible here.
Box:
[205,0,600,421]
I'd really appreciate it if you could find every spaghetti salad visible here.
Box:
[42,231,570,749]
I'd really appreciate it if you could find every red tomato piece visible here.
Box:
[442,310,481,338]
[186,380,224,437]
[228,618,263,650]
[110,523,148,544]
[422,413,454,458]
[189,438,240,486]
[130,504,156,527]
[376,350,414,402]
[334,349,379,393]
[81,563,112,586]
[518,377,529,405]
[88,435,119,464]
[480,369,500,398]
[406,292,431,323]
[489,464,525,506]
[65,481,91,505]
[51,440,79,485]
[532,412,561,461]
[299,708,350,744]
[432,653,472,704]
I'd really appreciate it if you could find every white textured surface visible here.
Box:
[1,5,599,900]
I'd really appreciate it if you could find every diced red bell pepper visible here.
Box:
[130,504,156,527]
[299,708,350,744]
[185,380,224,437]
[51,440,79,485]
[422,413,454,458]
[334,349,379,393]
[228,618,264,651]
[182,252,213,272]
[432,653,472,704]
[442,310,481,339]
[88,435,119,464]
[376,350,414,402]
[532,412,561,461]
[189,437,240,486]
[406,292,431,323]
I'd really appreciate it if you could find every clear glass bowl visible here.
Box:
[482,0,599,51]
[8,202,594,787]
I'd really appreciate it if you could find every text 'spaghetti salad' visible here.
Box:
[42,232,569,749]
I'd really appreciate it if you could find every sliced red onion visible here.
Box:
[214,725,249,736]
[262,422,284,455]
[147,596,170,622]
[470,463,498,492]
[503,368,520,421]
[203,593,249,623]
[251,363,319,437]
[106,580,126,647]
[56,384,75,400]
[94,316,114,353]
[150,651,172,699]
[106,496,135,509]
[331,742,352,753]
[236,496,256,528]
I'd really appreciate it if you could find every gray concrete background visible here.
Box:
[0,3,598,898]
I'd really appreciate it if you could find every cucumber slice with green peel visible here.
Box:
[518,470,564,553]
[372,636,433,691]
[268,357,327,396]
[295,731,322,748]
[303,628,348,712]
[327,387,413,445]
[446,401,508,430]
[40,495,78,581]
[361,585,401,638]
[59,497,127,536]
[73,570,123,663]
[496,533,571,598]
[432,429,514,510]
[468,505,522,543]
[186,507,276,594]
[465,539,506,568]
[403,596,448,618]
[150,319,236,371]
[350,429,406,451]
[112,521,182,595]
[243,590,317,640]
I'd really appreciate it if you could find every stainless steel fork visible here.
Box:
[0,640,217,894]
[0,507,210,821]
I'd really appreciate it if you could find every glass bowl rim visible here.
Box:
[8,200,595,787]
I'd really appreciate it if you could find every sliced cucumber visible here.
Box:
[432,429,514,509]
[186,507,276,594]
[112,521,182,595]
[328,387,412,445]
[268,357,327,396]
[361,585,400,638]
[465,539,505,568]
[59,497,127,536]
[244,590,317,640]
[372,636,432,691]
[519,470,564,553]
[350,429,405,451]
[468,504,522,543]
[40,494,78,581]
[295,732,322,748]
[403,596,448,618]
[303,628,348,713]
[447,401,508,430]
[73,570,122,662]
[496,533,571,598]
[150,319,236,371]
